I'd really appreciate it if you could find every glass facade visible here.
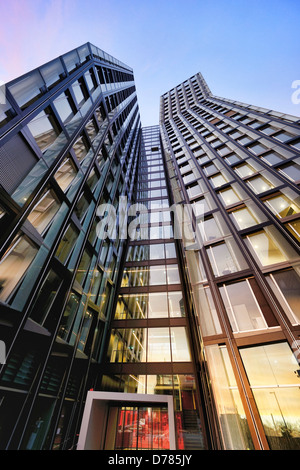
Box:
[0,43,141,450]
[100,126,206,450]
[0,47,299,451]
[160,72,300,450]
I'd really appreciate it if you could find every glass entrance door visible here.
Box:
[109,406,170,450]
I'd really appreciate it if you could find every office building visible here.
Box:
[159,73,300,450]
[0,44,299,451]
[0,43,141,450]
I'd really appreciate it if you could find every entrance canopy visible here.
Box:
[77,391,176,450]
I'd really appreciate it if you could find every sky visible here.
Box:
[0,0,300,126]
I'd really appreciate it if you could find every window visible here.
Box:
[170,327,191,361]
[53,91,75,124]
[57,292,81,342]
[55,223,79,264]
[209,173,228,188]
[0,234,38,301]
[218,187,242,206]
[230,206,260,230]
[246,175,274,194]
[71,79,88,106]
[240,343,300,450]
[72,134,90,162]
[147,328,171,362]
[234,163,255,178]
[54,157,77,192]
[28,269,62,326]
[75,249,92,286]
[260,151,285,166]
[27,107,61,152]
[168,291,185,317]
[205,345,254,450]
[248,143,268,155]
[264,193,300,218]
[266,269,300,325]
[192,197,211,216]
[260,125,278,136]
[285,219,300,242]
[225,154,242,165]
[166,264,180,284]
[220,279,268,332]
[27,189,60,234]
[245,226,298,266]
[272,131,295,142]
[193,285,222,336]
[206,240,248,277]
[278,163,300,182]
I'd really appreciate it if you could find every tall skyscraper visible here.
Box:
[0,44,299,451]
[159,72,300,451]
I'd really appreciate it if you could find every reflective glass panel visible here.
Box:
[27,189,60,234]
[205,344,254,450]
[54,158,77,192]
[246,176,274,194]
[0,235,38,301]
[148,328,171,362]
[220,280,267,332]
[230,206,260,230]
[266,269,300,325]
[240,343,300,450]
[264,193,300,218]
[246,227,298,266]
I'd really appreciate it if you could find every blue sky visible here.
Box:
[0,0,300,126]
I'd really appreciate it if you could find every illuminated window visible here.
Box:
[240,342,300,450]
[264,193,300,218]
[246,226,298,266]
[0,234,38,301]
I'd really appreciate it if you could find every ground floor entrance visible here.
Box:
[107,405,169,450]
[77,391,176,450]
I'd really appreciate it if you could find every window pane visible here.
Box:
[168,291,185,317]
[27,189,60,234]
[53,92,74,124]
[27,108,60,152]
[170,327,191,361]
[207,239,248,277]
[218,187,242,206]
[220,280,267,332]
[198,216,222,242]
[0,235,38,301]
[246,176,274,194]
[230,206,260,230]
[54,158,77,192]
[193,285,222,336]
[166,264,180,284]
[246,227,298,266]
[234,163,255,178]
[165,243,176,258]
[285,219,300,242]
[266,270,300,325]
[55,224,79,264]
[264,193,300,218]
[278,163,300,182]
[57,292,81,341]
[205,344,254,450]
[148,293,168,318]
[149,265,167,285]
[148,328,171,362]
[209,173,227,188]
[240,343,300,450]
[28,269,62,325]
[75,249,92,285]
